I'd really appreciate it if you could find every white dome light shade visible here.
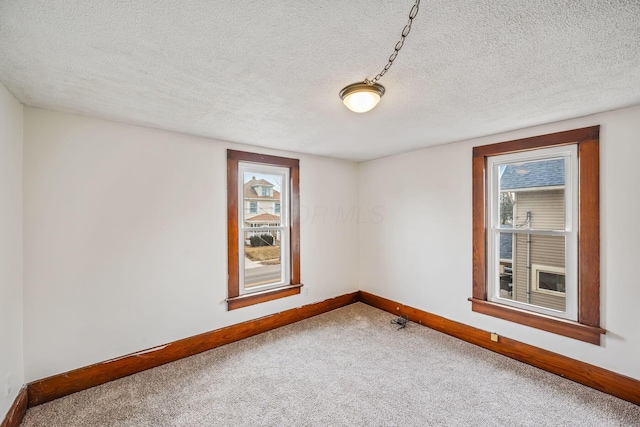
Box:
[339,82,385,113]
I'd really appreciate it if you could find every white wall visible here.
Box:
[23,108,359,381]
[19,102,640,385]
[359,105,640,380]
[0,83,24,418]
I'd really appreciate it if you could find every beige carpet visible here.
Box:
[21,303,640,426]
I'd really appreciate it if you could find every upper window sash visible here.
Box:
[487,145,577,233]
[238,162,290,227]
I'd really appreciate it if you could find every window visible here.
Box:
[227,150,301,310]
[532,264,566,295]
[487,146,577,320]
[261,186,270,197]
[471,126,604,345]
[275,202,281,214]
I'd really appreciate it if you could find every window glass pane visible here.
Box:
[497,232,514,300]
[244,230,282,289]
[243,172,283,224]
[511,234,566,312]
[538,271,565,293]
[499,158,566,230]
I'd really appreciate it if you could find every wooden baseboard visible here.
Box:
[23,290,640,409]
[1,387,27,427]
[27,292,359,407]
[359,291,640,406]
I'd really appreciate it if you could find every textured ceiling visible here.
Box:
[1,1,639,161]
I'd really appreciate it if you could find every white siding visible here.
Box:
[244,200,279,217]
[512,190,565,311]
[513,234,565,311]
[515,189,565,230]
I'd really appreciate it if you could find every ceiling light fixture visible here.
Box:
[339,0,421,113]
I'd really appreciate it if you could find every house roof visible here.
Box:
[500,158,564,190]
[245,213,280,223]
[250,178,273,187]
[243,178,280,200]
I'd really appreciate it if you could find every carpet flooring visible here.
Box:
[21,303,640,426]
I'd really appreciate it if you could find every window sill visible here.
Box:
[227,284,303,310]
[468,298,605,345]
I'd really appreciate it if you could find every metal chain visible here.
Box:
[364,0,420,85]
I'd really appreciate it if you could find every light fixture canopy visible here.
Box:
[339,82,386,113]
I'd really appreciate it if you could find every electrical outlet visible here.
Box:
[304,286,309,295]
[490,333,499,343]
[4,372,10,396]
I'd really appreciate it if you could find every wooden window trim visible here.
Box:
[227,150,301,310]
[471,126,604,344]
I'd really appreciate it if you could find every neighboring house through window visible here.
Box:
[490,151,575,319]
[471,126,604,344]
[227,150,301,310]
